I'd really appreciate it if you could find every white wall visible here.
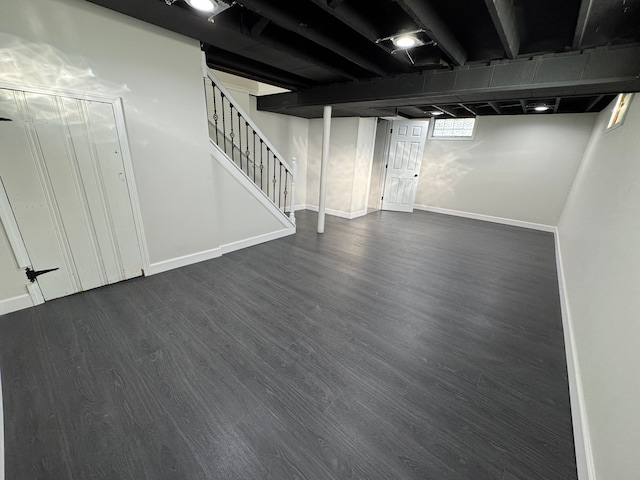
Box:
[557,97,640,480]
[416,114,596,226]
[213,158,288,245]
[306,117,376,218]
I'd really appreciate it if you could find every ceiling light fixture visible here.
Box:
[184,0,215,12]
[534,104,550,112]
[430,110,444,116]
[376,29,434,52]
[392,35,419,49]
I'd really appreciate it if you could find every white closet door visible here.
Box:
[0,88,143,301]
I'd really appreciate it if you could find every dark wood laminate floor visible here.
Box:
[0,210,577,480]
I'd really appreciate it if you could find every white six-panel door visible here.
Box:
[381,120,429,213]
[0,88,143,301]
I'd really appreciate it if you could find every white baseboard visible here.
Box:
[146,227,296,276]
[303,204,368,220]
[0,294,33,316]
[146,247,222,276]
[554,231,595,480]
[221,227,295,255]
[0,368,3,480]
[414,205,556,232]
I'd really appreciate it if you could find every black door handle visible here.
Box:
[25,267,59,283]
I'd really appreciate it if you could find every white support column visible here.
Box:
[289,157,297,225]
[318,105,332,233]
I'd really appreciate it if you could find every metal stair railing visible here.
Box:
[204,71,296,224]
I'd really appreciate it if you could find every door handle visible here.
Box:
[414,174,418,177]
[25,267,59,283]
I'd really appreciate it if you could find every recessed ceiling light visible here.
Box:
[184,0,215,12]
[430,110,444,116]
[392,35,418,48]
[534,104,550,112]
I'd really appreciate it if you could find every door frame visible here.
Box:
[368,119,392,212]
[381,119,429,212]
[0,81,150,306]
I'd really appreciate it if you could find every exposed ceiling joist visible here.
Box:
[553,97,561,113]
[205,46,312,90]
[307,0,413,67]
[393,0,468,66]
[573,0,594,47]
[484,0,521,59]
[458,103,479,116]
[237,0,390,76]
[249,17,270,37]
[86,0,639,117]
[258,45,640,112]
[432,105,457,117]
[488,102,503,114]
[519,99,527,113]
[242,25,358,81]
[586,94,605,111]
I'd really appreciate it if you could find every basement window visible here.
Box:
[430,118,476,139]
[606,93,634,132]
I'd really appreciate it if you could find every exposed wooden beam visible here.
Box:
[258,46,640,114]
[573,0,594,47]
[488,102,503,114]
[393,0,468,66]
[250,17,270,37]
[239,21,357,81]
[586,95,604,112]
[458,103,479,116]
[432,105,457,117]
[238,0,389,76]
[484,0,521,59]
[205,46,312,90]
[307,0,414,68]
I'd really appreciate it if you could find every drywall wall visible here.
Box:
[416,114,596,226]
[212,156,291,246]
[557,97,640,480]
[307,117,358,213]
[306,117,376,218]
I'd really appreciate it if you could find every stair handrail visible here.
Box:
[205,69,292,174]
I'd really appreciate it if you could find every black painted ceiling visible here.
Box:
[86,0,640,118]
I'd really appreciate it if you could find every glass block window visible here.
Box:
[431,118,476,138]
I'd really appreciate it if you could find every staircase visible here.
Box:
[204,71,297,226]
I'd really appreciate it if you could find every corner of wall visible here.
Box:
[554,229,596,480]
